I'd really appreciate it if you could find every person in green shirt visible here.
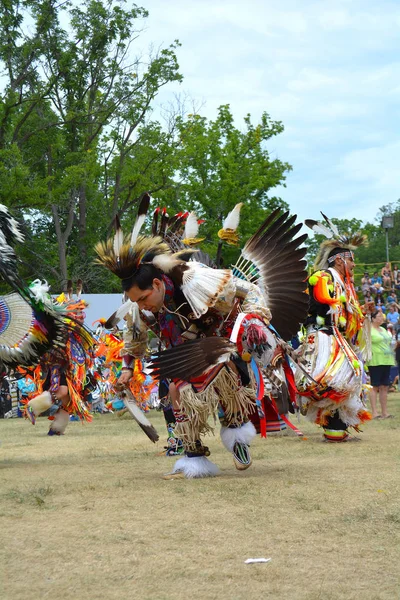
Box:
[366,311,395,419]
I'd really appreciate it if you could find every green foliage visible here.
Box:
[0,1,292,291]
[166,106,290,264]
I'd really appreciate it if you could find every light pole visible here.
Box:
[381,215,394,263]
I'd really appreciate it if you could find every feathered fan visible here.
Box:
[232,209,309,341]
[147,337,236,381]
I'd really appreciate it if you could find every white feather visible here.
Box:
[130,215,146,247]
[49,409,70,433]
[223,203,243,230]
[309,222,334,238]
[152,253,180,273]
[171,455,220,478]
[321,213,340,237]
[183,212,199,239]
[9,217,24,241]
[29,279,51,304]
[113,228,124,255]
[114,299,134,323]
[130,301,141,329]
[220,421,257,452]
[181,263,232,318]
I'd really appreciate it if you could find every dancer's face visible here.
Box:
[126,278,165,312]
[335,255,355,278]
[344,256,355,277]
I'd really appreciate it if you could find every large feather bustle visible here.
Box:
[94,235,171,280]
[235,209,309,341]
[0,206,95,371]
[147,337,236,381]
[180,263,232,318]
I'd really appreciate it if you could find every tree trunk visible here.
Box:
[78,183,87,259]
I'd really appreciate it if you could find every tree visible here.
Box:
[0,0,182,288]
[0,2,293,291]
[164,105,291,265]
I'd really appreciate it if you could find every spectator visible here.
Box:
[364,289,373,303]
[371,271,383,285]
[381,262,392,288]
[386,290,397,303]
[392,264,399,288]
[375,296,386,313]
[371,272,384,294]
[366,310,395,419]
[361,272,372,296]
[395,328,400,390]
[0,378,12,418]
[386,303,399,327]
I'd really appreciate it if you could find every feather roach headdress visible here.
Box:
[305,212,367,271]
[95,193,232,318]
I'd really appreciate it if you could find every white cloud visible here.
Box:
[141,0,400,225]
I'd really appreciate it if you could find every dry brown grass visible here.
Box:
[1,394,399,600]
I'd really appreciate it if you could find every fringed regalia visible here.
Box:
[30,294,96,428]
[95,195,309,477]
[295,214,372,441]
[0,205,97,434]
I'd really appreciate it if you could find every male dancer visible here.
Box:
[296,214,372,441]
[96,197,309,478]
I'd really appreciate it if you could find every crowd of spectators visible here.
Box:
[360,263,400,399]
[360,263,400,329]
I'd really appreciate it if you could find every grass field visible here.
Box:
[1,395,399,600]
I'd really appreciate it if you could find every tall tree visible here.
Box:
[166,105,291,264]
[0,0,182,288]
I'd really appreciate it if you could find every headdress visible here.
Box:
[95,193,232,318]
[305,212,367,271]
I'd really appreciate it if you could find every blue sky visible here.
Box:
[139,0,400,226]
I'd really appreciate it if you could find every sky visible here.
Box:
[137,0,400,226]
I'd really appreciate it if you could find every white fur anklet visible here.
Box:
[49,409,70,434]
[172,455,220,478]
[220,421,257,452]
[28,391,52,416]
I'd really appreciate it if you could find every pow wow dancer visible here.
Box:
[95,194,309,478]
[295,213,373,442]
